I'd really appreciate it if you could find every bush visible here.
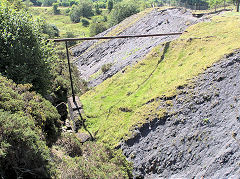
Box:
[94,3,101,15]
[0,3,55,95]
[0,75,61,146]
[98,1,106,8]
[42,23,60,37]
[52,3,60,14]
[53,140,132,178]
[70,4,81,23]
[64,8,70,15]
[109,1,139,26]
[101,63,113,73]
[60,1,70,7]
[70,1,93,23]
[90,22,107,36]
[0,75,61,178]
[81,18,90,27]
[0,111,56,178]
[107,0,113,12]
[41,0,57,6]
[64,31,77,46]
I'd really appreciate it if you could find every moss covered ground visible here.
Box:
[80,12,240,147]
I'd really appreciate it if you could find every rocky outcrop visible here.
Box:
[120,51,240,178]
[71,8,202,87]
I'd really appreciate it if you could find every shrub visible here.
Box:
[65,31,77,46]
[53,141,132,178]
[70,1,93,23]
[64,7,70,15]
[109,1,139,26]
[94,3,101,15]
[41,0,57,6]
[70,4,81,23]
[107,0,113,12]
[0,75,61,178]
[0,3,56,95]
[52,3,60,14]
[55,134,82,157]
[0,110,56,178]
[101,63,113,73]
[98,1,106,8]
[81,18,90,27]
[0,75,61,146]
[60,1,70,7]
[90,22,107,36]
[42,23,60,37]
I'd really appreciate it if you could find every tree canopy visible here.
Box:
[0,1,56,95]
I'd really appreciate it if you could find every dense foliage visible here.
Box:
[0,75,61,145]
[0,1,133,178]
[0,75,60,178]
[90,21,107,36]
[53,135,133,178]
[52,2,60,14]
[0,3,55,95]
[70,1,93,23]
[109,0,139,26]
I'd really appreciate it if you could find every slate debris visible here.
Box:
[71,8,203,87]
[120,51,240,178]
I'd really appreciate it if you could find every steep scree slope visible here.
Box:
[71,8,201,87]
[121,52,240,178]
[79,13,240,147]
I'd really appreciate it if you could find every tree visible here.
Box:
[207,0,222,11]
[70,1,93,23]
[107,0,113,12]
[90,22,107,36]
[95,3,101,15]
[109,0,139,26]
[52,2,60,14]
[0,2,55,95]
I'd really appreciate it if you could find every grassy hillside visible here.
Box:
[31,6,92,37]
[80,12,240,147]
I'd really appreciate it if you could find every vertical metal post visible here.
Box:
[65,41,76,103]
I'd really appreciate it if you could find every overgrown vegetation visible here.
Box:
[0,75,60,178]
[0,1,132,178]
[28,0,239,39]
[2,0,240,178]
[53,134,132,178]
[80,13,240,147]
[108,0,139,26]
[0,4,55,95]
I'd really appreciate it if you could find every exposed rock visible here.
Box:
[76,133,91,144]
[56,102,68,121]
[120,51,240,178]
[72,8,204,87]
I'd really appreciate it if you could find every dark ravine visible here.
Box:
[120,51,240,178]
[71,8,203,87]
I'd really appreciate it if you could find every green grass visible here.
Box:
[80,13,240,147]
[31,6,92,37]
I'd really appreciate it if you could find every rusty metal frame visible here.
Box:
[50,32,184,137]
[50,32,184,102]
